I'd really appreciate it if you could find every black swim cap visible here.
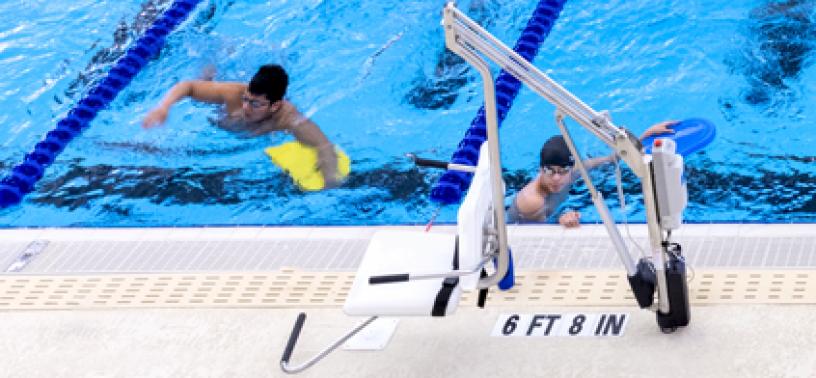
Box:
[539,135,574,168]
[248,64,288,103]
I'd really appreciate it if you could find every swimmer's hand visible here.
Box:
[558,211,581,228]
[323,176,340,190]
[640,120,678,140]
[142,107,169,128]
[321,169,347,190]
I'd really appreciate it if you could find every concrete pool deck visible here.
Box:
[2,305,814,377]
[0,224,814,377]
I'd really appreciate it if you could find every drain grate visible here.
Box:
[5,240,49,272]
[0,269,814,310]
[1,225,814,273]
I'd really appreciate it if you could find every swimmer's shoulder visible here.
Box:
[515,184,546,216]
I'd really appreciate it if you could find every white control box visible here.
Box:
[650,138,687,230]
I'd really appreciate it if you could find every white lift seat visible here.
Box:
[344,144,495,317]
[344,230,461,316]
[457,143,495,291]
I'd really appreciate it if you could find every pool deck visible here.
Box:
[0,223,814,377]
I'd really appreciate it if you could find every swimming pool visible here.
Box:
[0,0,813,227]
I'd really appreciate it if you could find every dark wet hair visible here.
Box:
[539,135,574,168]
[248,64,288,103]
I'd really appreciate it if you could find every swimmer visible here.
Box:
[143,64,341,188]
[508,121,676,226]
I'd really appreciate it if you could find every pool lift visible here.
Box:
[280,2,690,373]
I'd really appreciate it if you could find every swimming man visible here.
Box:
[143,64,341,188]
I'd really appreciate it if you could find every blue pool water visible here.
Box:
[0,0,814,226]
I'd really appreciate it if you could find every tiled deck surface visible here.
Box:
[0,224,814,377]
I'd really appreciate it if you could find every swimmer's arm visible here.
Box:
[583,156,612,170]
[579,120,678,169]
[316,143,340,188]
[640,120,677,140]
[290,119,340,188]
[514,183,546,220]
[549,202,580,228]
[143,81,245,128]
[168,81,244,105]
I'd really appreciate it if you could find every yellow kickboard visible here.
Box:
[264,141,350,191]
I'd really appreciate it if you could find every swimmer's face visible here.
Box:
[538,165,572,193]
[241,91,279,122]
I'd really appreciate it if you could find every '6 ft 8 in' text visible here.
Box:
[491,313,629,337]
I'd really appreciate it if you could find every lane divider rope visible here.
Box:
[0,0,204,208]
[430,0,568,204]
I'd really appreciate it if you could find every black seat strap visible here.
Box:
[477,268,488,308]
[431,236,460,317]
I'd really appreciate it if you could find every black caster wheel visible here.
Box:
[660,326,677,334]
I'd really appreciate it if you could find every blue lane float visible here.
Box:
[430,0,569,205]
[0,0,203,208]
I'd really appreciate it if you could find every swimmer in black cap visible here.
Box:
[508,121,676,227]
